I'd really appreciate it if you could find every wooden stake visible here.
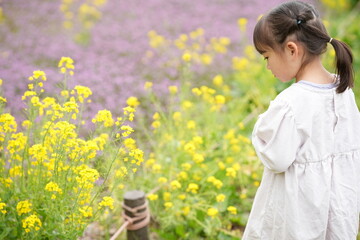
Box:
[124,190,149,240]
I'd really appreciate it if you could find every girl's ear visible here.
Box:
[285,41,300,58]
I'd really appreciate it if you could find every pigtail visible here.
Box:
[329,39,354,93]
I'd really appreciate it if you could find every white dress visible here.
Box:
[242,81,360,240]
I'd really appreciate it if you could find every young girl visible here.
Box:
[242,1,360,239]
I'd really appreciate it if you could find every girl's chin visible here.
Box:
[278,78,293,83]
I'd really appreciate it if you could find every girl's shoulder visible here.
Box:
[274,82,337,106]
[270,83,335,120]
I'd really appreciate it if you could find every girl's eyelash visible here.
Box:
[264,57,269,60]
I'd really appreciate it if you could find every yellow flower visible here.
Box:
[145,158,155,167]
[126,96,140,107]
[227,206,237,215]
[163,192,171,201]
[216,194,226,202]
[120,125,134,137]
[186,120,196,129]
[177,171,188,180]
[215,95,226,105]
[129,148,144,165]
[238,17,248,32]
[200,53,212,65]
[213,74,223,86]
[45,182,63,195]
[63,100,79,113]
[164,202,173,210]
[232,57,249,71]
[0,178,12,187]
[157,177,167,183]
[92,109,114,127]
[0,96,7,103]
[116,166,128,178]
[174,38,186,49]
[168,85,178,94]
[9,165,22,177]
[147,194,158,201]
[123,106,136,121]
[152,120,161,129]
[192,153,204,164]
[170,180,182,190]
[98,196,114,210]
[182,52,192,62]
[152,163,162,173]
[76,167,99,185]
[144,81,153,90]
[181,163,192,171]
[182,206,190,216]
[217,161,225,170]
[30,70,47,81]
[186,183,199,194]
[207,207,218,218]
[0,113,17,138]
[124,138,137,150]
[192,87,202,96]
[0,200,7,214]
[178,194,186,200]
[213,179,223,189]
[74,85,92,103]
[153,112,160,120]
[17,200,32,216]
[219,37,230,46]
[172,111,182,121]
[148,30,166,48]
[22,214,42,233]
[184,142,196,154]
[58,57,75,75]
[79,206,93,218]
[28,144,47,165]
[207,176,216,183]
[226,167,237,178]
[181,100,193,110]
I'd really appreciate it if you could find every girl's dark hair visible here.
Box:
[253,1,354,93]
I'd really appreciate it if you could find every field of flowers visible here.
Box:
[0,0,359,239]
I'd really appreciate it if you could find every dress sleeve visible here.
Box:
[252,100,304,173]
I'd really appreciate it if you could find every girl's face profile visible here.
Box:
[262,42,302,83]
[262,49,293,82]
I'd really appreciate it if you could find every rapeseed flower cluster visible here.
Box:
[16,200,32,216]
[60,0,107,32]
[0,57,143,239]
[98,196,114,210]
[45,181,63,199]
[146,28,231,68]
[22,214,42,233]
[136,23,276,238]
[0,199,6,214]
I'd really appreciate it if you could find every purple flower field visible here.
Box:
[0,0,314,120]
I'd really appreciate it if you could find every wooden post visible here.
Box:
[124,190,149,240]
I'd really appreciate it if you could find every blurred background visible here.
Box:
[0,0,318,119]
[0,0,359,239]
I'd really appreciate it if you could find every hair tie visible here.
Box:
[328,37,333,43]
[296,19,305,25]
